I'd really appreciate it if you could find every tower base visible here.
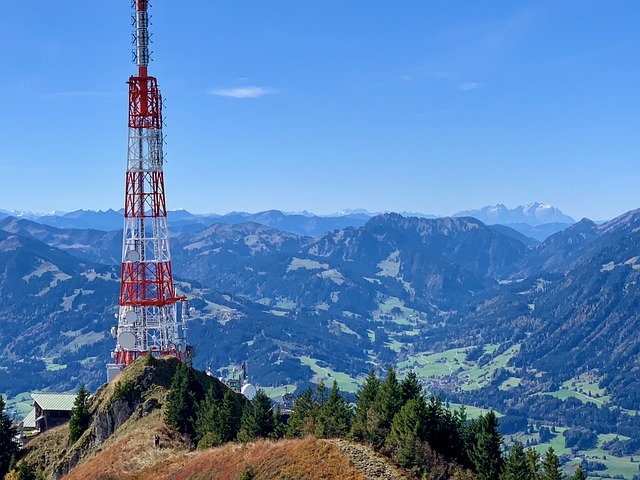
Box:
[106,363,124,383]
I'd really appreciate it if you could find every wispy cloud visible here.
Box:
[208,86,275,99]
[459,82,481,91]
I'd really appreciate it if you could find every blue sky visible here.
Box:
[0,1,638,220]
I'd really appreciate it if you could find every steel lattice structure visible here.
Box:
[108,0,187,380]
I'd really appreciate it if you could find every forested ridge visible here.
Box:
[161,362,587,480]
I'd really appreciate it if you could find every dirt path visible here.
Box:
[325,439,414,480]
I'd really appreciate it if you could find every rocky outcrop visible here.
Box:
[18,357,230,480]
[327,439,412,480]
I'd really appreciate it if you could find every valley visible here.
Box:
[3,207,640,477]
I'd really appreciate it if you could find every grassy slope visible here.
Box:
[140,438,366,480]
[60,417,369,480]
[19,357,220,478]
[17,357,409,480]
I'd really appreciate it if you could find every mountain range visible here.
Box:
[3,204,640,456]
[454,202,575,226]
[0,202,577,241]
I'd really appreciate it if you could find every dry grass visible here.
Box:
[62,409,187,480]
[20,358,369,480]
[140,437,364,480]
[17,423,70,475]
[62,436,364,480]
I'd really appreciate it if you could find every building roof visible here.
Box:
[30,393,77,412]
[22,409,36,429]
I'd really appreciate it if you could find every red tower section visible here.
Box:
[108,0,187,380]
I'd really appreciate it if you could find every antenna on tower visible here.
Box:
[130,0,153,74]
[107,0,188,382]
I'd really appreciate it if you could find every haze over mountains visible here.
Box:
[0,202,638,411]
[6,200,640,476]
[0,202,577,241]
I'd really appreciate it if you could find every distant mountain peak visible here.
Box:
[454,202,575,227]
[283,210,315,217]
[331,208,373,216]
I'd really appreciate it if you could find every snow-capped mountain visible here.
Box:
[0,202,577,240]
[453,202,575,227]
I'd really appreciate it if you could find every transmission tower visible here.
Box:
[107,0,188,381]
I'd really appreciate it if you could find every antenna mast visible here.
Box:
[108,0,188,380]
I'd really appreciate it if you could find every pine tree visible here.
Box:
[368,366,402,446]
[196,387,222,448]
[166,362,199,439]
[238,390,274,441]
[0,396,18,479]
[196,388,243,447]
[470,411,504,480]
[502,441,529,480]
[315,381,352,438]
[218,389,243,442]
[238,402,256,442]
[525,447,541,480]
[350,370,380,441]
[541,447,563,480]
[453,405,474,470]
[315,381,327,408]
[419,395,468,466]
[286,387,316,438]
[572,464,586,480]
[400,371,422,404]
[68,384,91,444]
[385,397,428,470]
[573,465,587,480]
[271,405,286,439]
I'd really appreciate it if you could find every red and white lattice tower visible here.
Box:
[108,0,188,381]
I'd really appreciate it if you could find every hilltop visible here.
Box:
[13,354,590,479]
[13,357,413,480]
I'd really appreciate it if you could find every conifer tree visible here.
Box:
[315,380,352,438]
[424,396,449,450]
[385,397,428,470]
[69,384,91,444]
[400,371,422,404]
[525,447,541,480]
[196,387,221,448]
[419,395,468,466]
[541,447,563,480]
[196,387,241,448]
[350,370,380,441]
[238,402,256,441]
[368,366,402,446]
[315,381,327,408]
[572,464,586,480]
[238,390,274,441]
[166,362,199,439]
[470,411,504,480]
[286,387,316,438]
[0,395,18,478]
[218,389,243,442]
[502,441,529,480]
[271,405,286,439]
[453,405,474,469]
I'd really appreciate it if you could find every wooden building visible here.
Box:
[29,393,77,433]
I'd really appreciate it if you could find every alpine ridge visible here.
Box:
[3,208,640,465]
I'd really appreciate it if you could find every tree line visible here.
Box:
[165,363,588,479]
